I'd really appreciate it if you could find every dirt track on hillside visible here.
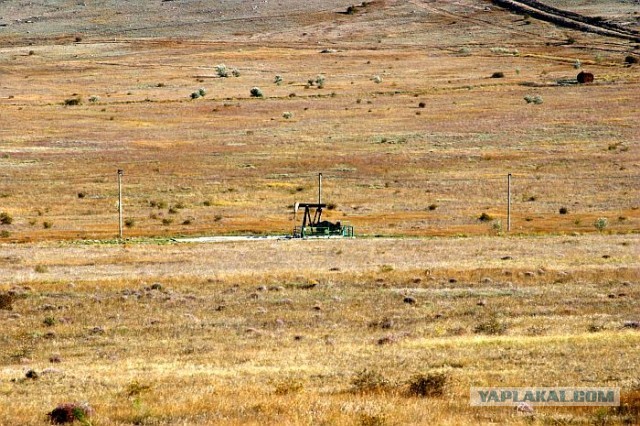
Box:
[491,0,640,42]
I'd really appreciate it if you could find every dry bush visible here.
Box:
[406,372,448,397]
[0,292,14,310]
[47,402,93,424]
[350,369,393,394]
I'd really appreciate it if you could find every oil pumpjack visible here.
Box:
[292,173,354,238]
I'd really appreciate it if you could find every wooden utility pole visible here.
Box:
[507,173,512,233]
[118,169,124,239]
[318,173,323,205]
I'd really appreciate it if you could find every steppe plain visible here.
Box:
[0,0,639,424]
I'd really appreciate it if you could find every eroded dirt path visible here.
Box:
[491,0,640,42]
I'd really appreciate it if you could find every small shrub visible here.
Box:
[625,55,639,65]
[215,64,229,78]
[326,202,337,210]
[346,5,357,14]
[524,94,543,104]
[372,75,382,83]
[491,71,505,78]
[203,200,212,207]
[35,264,48,273]
[478,212,493,222]
[0,230,9,238]
[274,75,283,85]
[574,59,582,69]
[490,47,519,56]
[231,68,241,77]
[491,220,503,233]
[161,218,173,225]
[182,218,193,225]
[150,200,167,209]
[418,102,426,108]
[350,369,391,394]
[124,218,135,228]
[43,316,57,327]
[428,204,437,211]
[174,201,186,209]
[594,217,608,232]
[273,378,304,395]
[77,192,86,199]
[0,293,14,310]
[559,207,568,215]
[47,402,93,425]
[190,91,201,100]
[380,264,394,273]
[198,88,206,97]
[64,97,82,106]
[315,75,325,88]
[168,206,178,214]
[588,323,605,333]
[0,211,13,225]
[125,380,151,398]
[407,372,448,397]
[250,87,263,98]
[282,111,293,119]
[475,315,507,335]
[43,221,53,229]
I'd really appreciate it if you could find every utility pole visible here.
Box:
[118,169,124,239]
[507,173,512,233]
[318,173,323,205]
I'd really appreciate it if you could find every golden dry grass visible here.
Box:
[0,1,638,241]
[0,1,639,424]
[1,235,639,425]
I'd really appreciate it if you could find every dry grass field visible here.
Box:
[0,0,638,240]
[0,0,639,424]
[1,235,639,425]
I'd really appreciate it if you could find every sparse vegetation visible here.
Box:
[250,87,264,98]
[491,71,505,78]
[0,211,13,225]
[524,94,543,104]
[407,372,448,397]
[490,47,519,56]
[594,217,608,231]
[474,314,507,335]
[351,369,392,394]
[64,97,82,106]
[0,2,638,424]
[215,64,229,78]
[478,212,493,222]
[0,293,14,310]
